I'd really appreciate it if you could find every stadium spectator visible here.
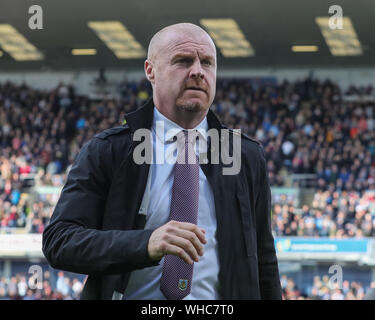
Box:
[56,271,70,296]
[17,276,28,298]
[71,278,83,299]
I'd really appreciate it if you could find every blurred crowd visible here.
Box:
[273,189,375,237]
[0,270,83,300]
[0,80,147,233]
[281,274,375,300]
[212,78,375,191]
[2,270,374,300]
[0,78,374,238]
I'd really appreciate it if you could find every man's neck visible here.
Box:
[155,106,208,129]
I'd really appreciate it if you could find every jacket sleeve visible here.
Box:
[42,137,159,275]
[255,144,282,299]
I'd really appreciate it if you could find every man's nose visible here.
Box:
[189,60,204,79]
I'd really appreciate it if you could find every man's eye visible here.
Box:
[178,58,192,64]
[202,60,212,65]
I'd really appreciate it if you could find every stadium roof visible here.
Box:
[0,0,374,71]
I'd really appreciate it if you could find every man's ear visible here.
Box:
[144,60,155,84]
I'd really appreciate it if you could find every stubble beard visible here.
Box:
[175,97,208,113]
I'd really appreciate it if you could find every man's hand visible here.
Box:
[148,220,207,264]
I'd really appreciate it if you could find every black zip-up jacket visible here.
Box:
[42,98,282,300]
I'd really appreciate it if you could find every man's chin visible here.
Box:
[176,100,208,113]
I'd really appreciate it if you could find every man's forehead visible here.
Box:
[166,37,216,61]
[168,40,215,56]
[148,24,216,61]
[170,29,212,45]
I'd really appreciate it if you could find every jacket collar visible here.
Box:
[124,97,223,133]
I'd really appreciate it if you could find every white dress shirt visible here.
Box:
[124,106,220,300]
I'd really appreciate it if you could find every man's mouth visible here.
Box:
[186,86,206,93]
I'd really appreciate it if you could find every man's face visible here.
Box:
[147,30,217,116]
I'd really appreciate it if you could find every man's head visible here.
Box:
[145,23,217,128]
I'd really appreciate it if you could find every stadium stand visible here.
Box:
[1,77,375,299]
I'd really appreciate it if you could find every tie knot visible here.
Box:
[174,130,200,165]
[179,129,199,145]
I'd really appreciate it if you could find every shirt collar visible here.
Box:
[152,106,209,144]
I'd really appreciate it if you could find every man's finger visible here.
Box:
[170,228,204,256]
[167,235,200,261]
[164,243,194,265]
[169,221,207,244]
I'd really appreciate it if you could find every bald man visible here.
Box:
[43,23,282,300]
